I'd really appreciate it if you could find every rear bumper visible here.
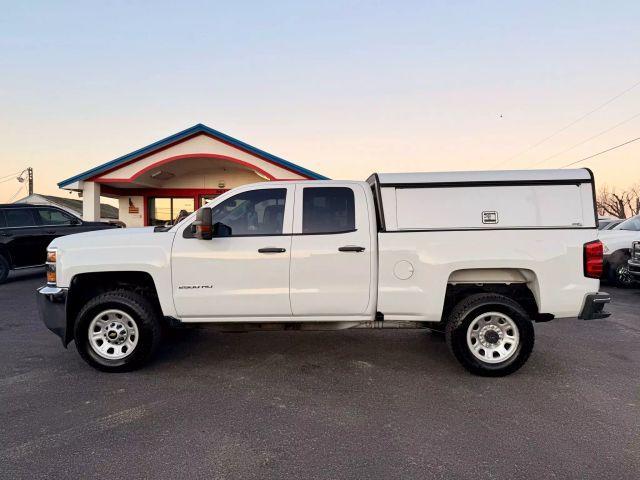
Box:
[578,292,611,320]
[628,259,640,278]
[36,286,69,346]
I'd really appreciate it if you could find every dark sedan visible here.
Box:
[0,204,117,283]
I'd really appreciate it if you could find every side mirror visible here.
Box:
[193,207,213,240]
[213,222,232,237]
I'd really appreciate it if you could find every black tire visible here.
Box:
[445,293,534,377]
[74,290,161,372]
[0,254,9,284]
[608,252,634,288]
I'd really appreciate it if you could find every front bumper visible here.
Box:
[578,292,611,320]
[36,286,69,346]
[628,259,640,278]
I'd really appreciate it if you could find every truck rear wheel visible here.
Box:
[74,290,161,372]
[445,293,534,377]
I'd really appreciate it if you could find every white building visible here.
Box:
[58,124,327,227]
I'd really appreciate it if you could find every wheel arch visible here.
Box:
[443,268,548,322]
[64,271,161,346]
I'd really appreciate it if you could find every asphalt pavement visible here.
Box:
[1,268,639,479]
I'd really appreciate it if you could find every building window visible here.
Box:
[148,197,195,226]
[200,194,221,207]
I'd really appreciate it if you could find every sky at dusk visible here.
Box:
[1,0,640,203]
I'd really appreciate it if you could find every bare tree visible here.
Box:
[596,185,632,219]
[626,184,640,216]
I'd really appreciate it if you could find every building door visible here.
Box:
[172,185,294,319]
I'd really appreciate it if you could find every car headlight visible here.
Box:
[46,249,57,285]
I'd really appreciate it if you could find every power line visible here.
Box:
[494,78,640,168]
[6,184,25,203]
[0,170,22,182]
[560,136,640,168]
[531,111,640,167]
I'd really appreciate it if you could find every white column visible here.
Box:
[82,182,101,221]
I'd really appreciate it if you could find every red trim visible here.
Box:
[101,186,228,197]
[88,132,313,181]
[101,187,230,226]
[96,153,278,184]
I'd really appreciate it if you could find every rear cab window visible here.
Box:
[302,187,356,234]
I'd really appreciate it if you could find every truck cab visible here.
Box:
[37,169,610,376]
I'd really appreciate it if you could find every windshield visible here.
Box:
[617,215,640,231]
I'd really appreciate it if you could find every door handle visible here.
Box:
[258,247,286,253]
[338,245,365,252]
[0,232,11,237]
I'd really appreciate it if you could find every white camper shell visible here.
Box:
[368,169,597,231]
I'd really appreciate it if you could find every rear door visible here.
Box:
[3,208,42,267]
[289,184,373,316]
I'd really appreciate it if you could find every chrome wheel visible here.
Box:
[88,309,139,360]
[466,311,520,364]
[616,264,633,286]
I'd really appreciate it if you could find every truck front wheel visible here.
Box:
[445,293,534,377]
[74,291,161,372]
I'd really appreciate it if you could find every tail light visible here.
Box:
[584,240,603,279]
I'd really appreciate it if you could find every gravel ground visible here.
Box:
[1,268,639,479]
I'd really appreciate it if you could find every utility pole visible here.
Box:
[27,167,33,195]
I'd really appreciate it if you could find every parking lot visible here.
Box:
[0,269,638,479]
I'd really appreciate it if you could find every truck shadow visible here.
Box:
[152,327,459,375]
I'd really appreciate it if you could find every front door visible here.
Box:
[172,185,294,319]
[289,184,373,316]
[33,207,85,254]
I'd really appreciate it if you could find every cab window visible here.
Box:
[5,209,37,228]
[302,187,355,234]
[212,189,286,236]
[36,208,77,225]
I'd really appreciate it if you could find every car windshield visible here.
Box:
[617,215,640,231]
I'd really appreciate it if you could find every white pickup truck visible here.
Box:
[37,169,610,376]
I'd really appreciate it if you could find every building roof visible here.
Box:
[58,123,328,188]
[15,194,119,219]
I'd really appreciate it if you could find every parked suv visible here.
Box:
[0,204,117,283]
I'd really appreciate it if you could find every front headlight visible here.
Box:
[46,249,57,285]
